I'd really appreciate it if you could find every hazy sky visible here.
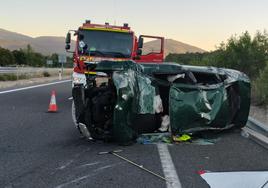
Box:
[1,0,267,50]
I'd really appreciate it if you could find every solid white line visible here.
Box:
[157,144,182,188]
[0,80,71,95]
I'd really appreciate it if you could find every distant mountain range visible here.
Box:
[143,39,206,57]
[0,28,206,56]
[0,28,73,55]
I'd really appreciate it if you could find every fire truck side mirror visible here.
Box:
[66,32,71,44]
[65,44,71,50]
[137,49,142,56]
[138,37,144,49]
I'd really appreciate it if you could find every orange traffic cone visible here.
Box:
[48,90,58,112]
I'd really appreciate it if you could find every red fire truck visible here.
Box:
[65,20,164,72]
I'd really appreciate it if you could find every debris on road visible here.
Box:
[158,115,170,132]
[136,133,172,144]
[98,149,168,182]
[172,134,192,142]
[191,138,221,145]
[136,132,221,145]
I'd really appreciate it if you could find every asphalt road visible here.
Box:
[0,80,268,188]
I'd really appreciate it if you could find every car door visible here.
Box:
[136,35,164,63]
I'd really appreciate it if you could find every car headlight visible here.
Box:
[72,72,87,86]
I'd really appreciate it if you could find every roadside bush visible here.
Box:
[216,31,268,78]
[13,50,27,65]
[43,71,51,77]
[18,74,28,80]
[254,64,268,104]
[0,73,29,81]
[0,74,17,81]
[166,31,268,79]
[0,47,15,66]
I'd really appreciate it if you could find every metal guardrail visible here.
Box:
[0,67,60,74]
[247,117,268,136]
[242,116,268,149]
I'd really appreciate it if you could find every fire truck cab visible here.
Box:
[65,20,164,73]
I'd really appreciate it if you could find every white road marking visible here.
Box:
[157,144,182,188]
[56,159,74,170]
[68,96,73,100]
[77,162,100,168]
[55,162,122,188]
[94,164,114,172]
[0,80,71,95]
[55,173,97,188]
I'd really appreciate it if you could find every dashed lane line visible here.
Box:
[157,144,182,188]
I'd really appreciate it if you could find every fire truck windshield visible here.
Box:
[78,29,133,58]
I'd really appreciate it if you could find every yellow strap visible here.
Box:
[84,71,97,75]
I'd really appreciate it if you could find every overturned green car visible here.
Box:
[72,60,251,144]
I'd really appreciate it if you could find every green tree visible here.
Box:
[165,31,268,79]
[12,50,27,65]
[50,53,59,67]
[216,31,268,78]
[23,44,34,66]
[32,52,45,67]
[22,44,45,67]
[0,47,15,66]
[255,63,268,104]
